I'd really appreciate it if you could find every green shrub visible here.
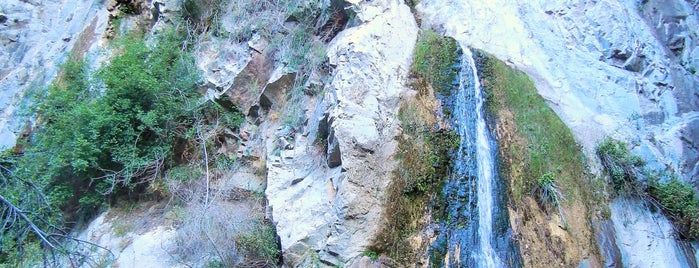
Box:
[595,137,645,194]
[412,29,460,94]
[595,138,699,240]
[362,249,379,260]
[534,172,564,207]
[1,27,211,265]
[648,178,699,239]
[235,220,280,262]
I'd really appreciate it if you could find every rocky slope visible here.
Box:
[1,0,698,267]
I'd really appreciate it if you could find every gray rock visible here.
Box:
[265,0,417,265]
[259,69,295,110]
[0,0,110,150]
[593,220,623,268]
[327,132,342,168]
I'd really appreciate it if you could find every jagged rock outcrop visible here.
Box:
[262,0,417,266]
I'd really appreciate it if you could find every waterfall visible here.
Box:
[429,47,520,267]
[468,48,502,268]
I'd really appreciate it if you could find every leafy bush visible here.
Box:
[412,29,460,94]
[595,137,645,194]
[0,27,237,265]
[235,219,280,263]
[595,137,699,240]
[648,178,699,239]
[21,29,201,214]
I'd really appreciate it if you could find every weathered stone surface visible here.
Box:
[0,0,110,150]
[610,198,697,268]
[195,37,251,98]
[259,68,295,110]
[264,0,418,265]
[223,48,274,115]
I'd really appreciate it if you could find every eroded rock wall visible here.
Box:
[0,0,110,149]
[262,0,418,266]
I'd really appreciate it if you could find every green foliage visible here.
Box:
[166,165,203,183]
[479,53,586,203]
[373,69,456,264]
[0,27,243,265]
[395,101,451,195]
[412,29,460,94]
[22,29,200,214]
[595,137,699,240]
[235,220,280,262]
[362,249,379,260]
[648,178,699,239]
[595,137,645,194]
[534,173,564,207]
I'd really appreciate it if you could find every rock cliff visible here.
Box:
[1,0,697,267]
[419,0,699,266]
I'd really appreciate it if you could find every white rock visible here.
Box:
[0,0,110,150]
[265,0,418,265]
[610,198,694,268]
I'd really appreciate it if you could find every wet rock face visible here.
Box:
[418,0,699,184]
[610,198,698,268]
[419,0,699,267]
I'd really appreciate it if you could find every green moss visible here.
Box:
[412,29,460,95]
[371,31,461,265]
[479,53,586,203]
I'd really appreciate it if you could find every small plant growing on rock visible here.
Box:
[596,137,699,240]
[533,172,567,227]
[595,137,646,195]
[533,172,564,207]
[648,177,699,240]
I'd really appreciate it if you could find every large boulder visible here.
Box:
[264,0,418,266]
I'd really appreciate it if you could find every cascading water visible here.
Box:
[429,47,521,267]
